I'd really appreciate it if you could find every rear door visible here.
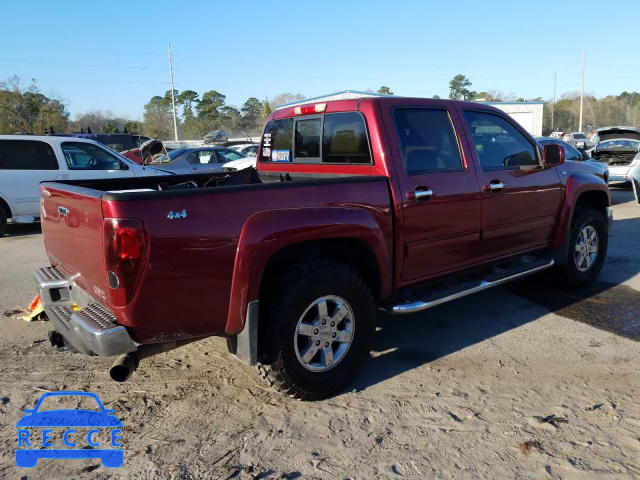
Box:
[56,141,136,181]
[459,109,562,259]
[385,105,482,284]
[0,139,62,218]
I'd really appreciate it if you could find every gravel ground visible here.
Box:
[0,188,639,479]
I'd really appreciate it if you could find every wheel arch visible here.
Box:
[225,207,393,335]
[552,174,610,249]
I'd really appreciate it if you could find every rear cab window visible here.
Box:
[0,140,58,170]
[260,112,372,165]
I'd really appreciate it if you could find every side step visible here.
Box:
[387,256,554,314]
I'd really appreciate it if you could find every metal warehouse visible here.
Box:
[275,90,386,110]
[482,101,544,136]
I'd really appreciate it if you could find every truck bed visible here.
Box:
[40,169,393,344]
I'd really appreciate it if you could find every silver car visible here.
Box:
[536,137,609,184]
[150,147,246,174]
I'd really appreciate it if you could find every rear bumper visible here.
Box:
[34,267,137,357]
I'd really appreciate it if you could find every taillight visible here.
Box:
[294,103,327,115]
[104,219,146,307]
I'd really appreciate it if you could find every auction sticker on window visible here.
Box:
[271,150,291,162]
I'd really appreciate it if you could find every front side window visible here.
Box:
[61,142,127,170]
[392,108,463,175]
[187,150,217,164]
[463,111,538,170]
[0,140,58,170]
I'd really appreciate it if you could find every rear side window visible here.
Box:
[0,140,58,170]
[392,108,463,175]
[261,113,372,164]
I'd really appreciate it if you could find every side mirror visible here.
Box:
[543,144,565,167]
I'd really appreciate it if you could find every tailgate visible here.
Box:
[40,183,108,304]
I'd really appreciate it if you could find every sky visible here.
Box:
[1,0,638,120]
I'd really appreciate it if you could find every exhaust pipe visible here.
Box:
[109,338,200,382]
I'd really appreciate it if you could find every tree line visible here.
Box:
[2,74,639,139]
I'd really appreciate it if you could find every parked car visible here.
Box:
[230,143,259,157]
[222,156,257,172]
[149,147,246,174]
[536,137,609,184]
[588,126,640,187]
[562,132,593,151]
[0,135,168,235]
[54,132,150,152]
[119,148,144,164]
[35,97,611,400]
[203,130,228,145]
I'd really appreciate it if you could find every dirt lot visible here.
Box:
[1,188,639,479]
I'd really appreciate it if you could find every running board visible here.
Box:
[388,257,555,314]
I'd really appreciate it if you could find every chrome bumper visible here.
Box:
[34,267,137,356]
[606,206,614,231]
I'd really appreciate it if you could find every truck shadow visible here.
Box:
[353,214,640,393]
[1,223,42,238]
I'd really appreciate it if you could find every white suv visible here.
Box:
[0,135,166,235]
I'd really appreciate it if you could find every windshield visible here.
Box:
[599,140,640,150]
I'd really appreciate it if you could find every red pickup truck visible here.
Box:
[35,97,611,400]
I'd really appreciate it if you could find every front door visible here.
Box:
[385,106,482,284]
[459,109,562,259]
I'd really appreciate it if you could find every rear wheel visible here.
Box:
[556,207,608,287]
[257,260,374,400]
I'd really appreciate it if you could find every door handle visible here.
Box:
[485,182,505,192]
[410,187,433,201]
[58,206,69,216]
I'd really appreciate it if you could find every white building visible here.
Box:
[275,90,386,110]
[481,102,544,136]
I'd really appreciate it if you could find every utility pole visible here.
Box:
[168,43,179,142]
[579,51,585,133]
[552,71,557,129]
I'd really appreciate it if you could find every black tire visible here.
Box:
[556,207,608,287]
[0,207,7,237]
[256,260,375,400]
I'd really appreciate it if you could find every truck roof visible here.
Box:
[270,96,506,121]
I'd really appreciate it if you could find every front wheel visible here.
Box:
[257,261,375,400]
[555,207,608,287]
